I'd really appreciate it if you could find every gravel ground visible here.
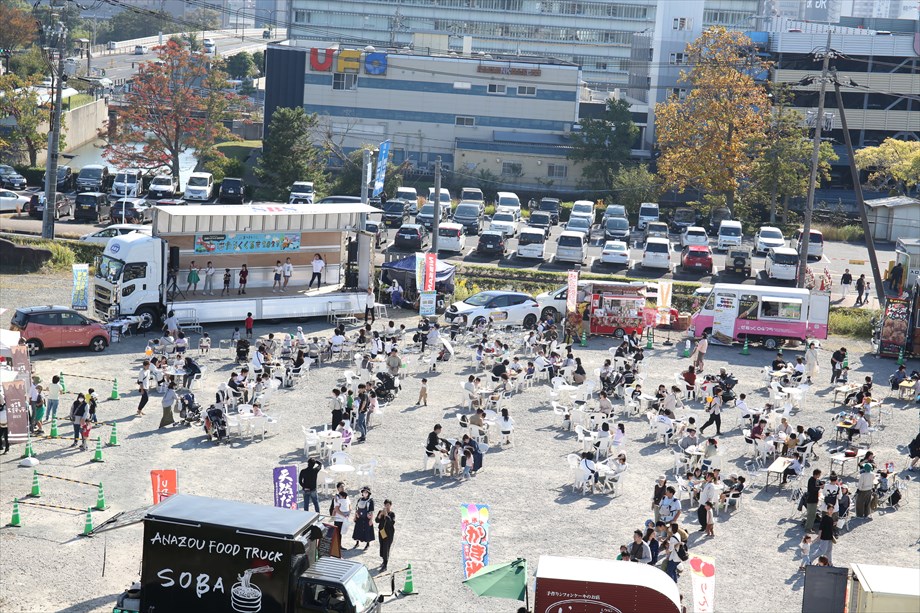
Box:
[1,271,918,613]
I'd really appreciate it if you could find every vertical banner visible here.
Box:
[711,292,737,345]
[419,291,437,316]
[566,270,579,314]
[1,379,30,445]
[72,263,89,311]
[424,252,437,292]
[657,280,673,326]
[414,252,426,290]
[150,469,178,504]
[460,503,490,579]
[372,140,391,197]
[272,465,298,510]
[689,554,716,613]
[10,345,30,381]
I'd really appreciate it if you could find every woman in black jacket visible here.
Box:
[375,500,396,571]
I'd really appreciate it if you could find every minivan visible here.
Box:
[218,177,245,203]
[452,201,483,234]
[112,169,143,198]
[765,247,800,282]
[555,230,588,265]
[642,237,672,270]
[495,191,521,217]
[517,228,546,260]
[437,222,466,253]
[426,187,452,220]
[716,219,743,250]
[396,186,419,213]
[791,228,824,259]
[538,198,561,225]
[73,192,111,222]
[604,216,630,240]
[460,187,484,205]
[184,172,214,202]
[637,202,660,230]
[289,181,314,204]
[76,164,109,192]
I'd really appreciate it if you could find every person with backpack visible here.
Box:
[822,473,842,522]
[805,469,823,532]
[665,524,686,582]
[854,274,866,306]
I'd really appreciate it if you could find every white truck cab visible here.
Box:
[717,219,743,251]
[495,191,521,217]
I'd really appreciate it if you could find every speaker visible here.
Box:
[169,246,180,270]
[345,270,358,288]
[347,241,358,263]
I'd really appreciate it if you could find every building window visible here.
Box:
[487,83,506,94]
[455,115,475,126]
[517,86,536,96]
[673,17,689,30]
[669,53,686,65]
[332,73,357,90]
[501,161,522,176]
[594,62,608,70]
[547,164,567,178]
[293,10,309,24]
[671,88,688,100]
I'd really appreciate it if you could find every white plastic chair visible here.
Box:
[330,451,353,466]
[302,427,320,458]
[355,459,378,484]
[248,416,266,441]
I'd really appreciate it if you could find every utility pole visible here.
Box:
[431,156,441,254]
[361,148,371,205]
[833,74,885,306]
[797,29,832,289]
[42,18,67,240]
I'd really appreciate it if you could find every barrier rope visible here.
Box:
[35,473,100,488]
[15,500,86,512]
[58,373,116,382]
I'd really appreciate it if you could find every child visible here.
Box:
[461,448,473,480]
[238,264,249,295]
[87,388,99,424]
[798,535,812,571]
[32,386,46,436]
[449,440,462,477]
[417,378,428,406]
[704,501,714,537]
[616,545,631,561]
[222,268,232,296]
[244,312,254,339]
[231,327,241,342]
[345,390,355,420]
[199,332,211,355]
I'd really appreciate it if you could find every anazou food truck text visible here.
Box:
[105,494,382,613]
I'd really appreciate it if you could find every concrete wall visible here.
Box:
[62,98,108,153]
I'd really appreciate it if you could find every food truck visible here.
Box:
[690,283,829,350]
[536,281,656,338]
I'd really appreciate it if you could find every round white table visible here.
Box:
[328,464,355,474]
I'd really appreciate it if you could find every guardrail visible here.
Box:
[89,28,273,58]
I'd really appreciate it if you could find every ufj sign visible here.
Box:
[309,47,387,75]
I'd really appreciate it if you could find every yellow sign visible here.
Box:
[848,259,865,265]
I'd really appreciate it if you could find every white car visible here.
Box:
[79,224,151,244]
[565,216,592,237]
[0,189,30,213]
[203,39,216,54]
[444,290,541,329]
[489,211,519,237]
[641,236,671,270]
[570,200,594,223]
[184,172,214,202]
[680,226,709,247]
[601,240,629,266]
[289,181,314,204]
[754,226,786,254]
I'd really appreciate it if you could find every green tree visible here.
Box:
[609,165,660,213]
[256,107,328,200]
[330,146,403,197]
[0,74,45,166]
[854,138,920,195]
[0,3,36,59]
[568,98,638,191]
[9,46,47,79]
[251,50,265,77]
[226,52,255,79]
[186,8,221,30]
[96,10,169,44]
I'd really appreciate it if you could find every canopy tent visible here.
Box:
[380,254,456,296]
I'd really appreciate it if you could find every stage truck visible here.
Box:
[92,202,378,329]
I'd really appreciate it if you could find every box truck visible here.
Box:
[108,494,382,613]
[848,563,920,613]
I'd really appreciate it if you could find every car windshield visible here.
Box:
[606,218,628,229]
[572,204,592,216]
[648,223,668,232]
[604,242,625,252]
[674,209,695,222]
[398,228,418,237]
[558,235,583,248]
[292,183,313,192]
[187,176,209,187]
[810,232,823,243]
[151,177,171,186]
[712,209,730,222]
[539,201,558,211]
[384,201,405,212]
[344,566,379,611]
[455,204,479,216]
[480,234,501,244]
[531,213,550,224]
[493,213,514,223]
[773,252,798,265]
[97,255,124,281]
[464,292,497,306]
[418,204,435,216]
[0,165,14,175]
[75,195,99,206]
[687,229,706,237]
[568,218,590,229]
[607,205,626,217]
[80,168,102,179]
[519,232,544,245]
[640,205,658,217]
[687,248,710,257]
[721,226,741,237]
[461,189,482,200]
[646,242,668,253]
[729,250,749,258]
[497,197,518,207]
[223,179,241,187]
[438,227,459,237]
[116,173,137,184]
[760,229,783,240]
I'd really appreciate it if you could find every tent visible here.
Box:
[381,254,456,296]
[0,329,20,359]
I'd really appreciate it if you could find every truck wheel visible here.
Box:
[763,337,779,351]
[614,328,625,339]
[89,336,108,352]
[136,307,160,331]
[523,314,537,328]
[26,338,43,354]
[540,307,558,321]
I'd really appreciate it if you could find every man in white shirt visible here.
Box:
[203,262,216,295]
[697,472,718,529]
[282,257,293,291]
[534,354,549,374]
[658,487,682,525]
[308,255,325,289]
[330,331,346,350]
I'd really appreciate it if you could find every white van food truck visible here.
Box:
[690,283,829,350]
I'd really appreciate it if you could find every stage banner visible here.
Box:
[460,503,490,578]
[1,379,30,445]
[424,252,437,291]
[151,469,178,504]
[566,270,579,313]
[372,140,391,197]
[689,553,716,613]
[272,465,298,510]
[71,263,89,311]
[194,232,301,254]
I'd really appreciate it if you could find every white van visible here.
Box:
[495,191,522,217]
[517,227,546,260]
[637,202,659,230]
[555,230,588,265]
[112,169,143,197]
[427,187,452,219]
[716,219,743,250]
[437,222,466,253]
[184,172,214,202]
[642,236,671,270]
[460,187,484,205]
[765,247,799,282]
[791,228,824,259]
[396,186,419,213]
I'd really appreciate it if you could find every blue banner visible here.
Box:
[194,233,301,254]
[272,465,298,510]
[372,140,390,198]
[72,263,89,311]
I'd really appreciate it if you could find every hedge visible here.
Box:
[1,233,104,269]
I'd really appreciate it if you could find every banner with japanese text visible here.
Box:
[689,553,716,613]
[71,263,90,311]
[272,465,298,510]
[9,345,30,382]
[415,252,426,289]
[424,252,437,291]
[566,270,578,314]
[194,233,301,254]
[150,469,178,504]
[1,379,30,445]
[372,140,390,197]
[657,280,673,326]
[460,503,490,578]
[419,291,437,316]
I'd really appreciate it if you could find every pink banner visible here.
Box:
[424,252,437,291]
[150,469,178,504]
[460,503,490,578]
[689,554,716,613]
[566,270,578,313]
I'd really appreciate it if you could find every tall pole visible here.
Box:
[431,156,441,254]
[797,29,832,288]
[834,76,885,306]
[42,21,66,240]
[361,148,371,205]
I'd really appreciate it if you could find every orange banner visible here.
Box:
[151,469,178,504]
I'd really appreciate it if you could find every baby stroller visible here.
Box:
[204,405,228,443]
[179,392,202,426]
[375,372,400,403]
[235,338,251,364]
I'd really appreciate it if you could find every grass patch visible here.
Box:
[813,224,864,242]
[829,306,878,338]
[214,139,262,164]
[2,234,103,272]
[65,93,95,110]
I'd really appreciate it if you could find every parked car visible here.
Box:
[709,207,731,233]
[555,230,588,265]
[601,240,629,267]
[147,174,178,199]
[637,202,660,230]
[288,181,315,204]
[570,200,595,223]
[765,246,800,282]
[489,211,519,237]
[670,207,698,233]
[9,305,110,353]
[0,165,27,190]
[393,224,428,250]
[317,195,362,204]
[724,248,752,277]
[0,189,31,213]
[603,204,627,223]
[436,222,467,253]
[218,177,245,204]
[202,38,216,53]
[716,219,743,251]
[538,198,561,225]
[396,186,419,213]
[445,290,540,329]
[528,211,553,237]
[382,199,411,227]
[79,224,151,244]
[475,230,507,257]
[641,236,671,270]
[451,201,483,234]
[134,45,149,55]
[516,228,546,260]
[111,198,153,224]
[565,215,592,238]
[415,203,438,230]
[75,164,109,192]
[680,245,714,274]
[644,221,670,242]
[791,228,824,259]
[43,165,74,192]
[754,226,786,254]
[603,216,630,241]
[680,226,709,247]
[28,193,73,220]
[364,220,385,249]
[73,192,111,222]
[460,187,484,205]
[112,169,143,198]
[183,172,214,202]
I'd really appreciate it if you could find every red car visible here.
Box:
[680,245,713,274]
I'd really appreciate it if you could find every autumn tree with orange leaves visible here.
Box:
[104,40,243,178]
[655,27,772,213]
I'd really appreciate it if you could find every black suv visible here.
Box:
[538,198,561,225]
[528,211,553,237]
[28,192,73,220]
[0,164,27,190]
[218,177,245,204]
[394,224,428,250]
[476,230,506,257]
[724,247,752,277]
[382,199,411,227]
[44,166,74,192]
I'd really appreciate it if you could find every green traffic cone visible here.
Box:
[59,372,66,394]
[95,482,107,511]
[49,418,59,439]
[683,340,691,358]
[580,331,587,347]
[402,562,417,595]
[81,507,94,536]
[9,499,22,527]
[843,355,849,369]
[741,339,750,355]
[107,422,119,447]
[20,436,34,459]
[645,330,653,349]
[91,436,104,463]
[897,347,905,366]
[30,470,41,497]
[110,378,119,400]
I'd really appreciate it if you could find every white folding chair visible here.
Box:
[355,459,378,484]
[330,451,353,466]
[302,427,320,458]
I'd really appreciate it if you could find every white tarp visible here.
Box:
[0,328,21,358]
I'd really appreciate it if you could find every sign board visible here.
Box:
[689,554,716,613]
[151,470,178,504]
[424,253,437,292]
[9,345,30,381]
[414,252,426,290]
[309,47,387,74]
[419,291,437,316]
[1,379,30,445]
[878,298,909,358]
[460,504,490,579]
[803,0,834,21]
[566,270,579,313]
[711,292,737,345]
[477,65,541,76]
[272,466,298,510]
[372,140,390,198]
[72,263,90,311]
[194,233,300,254]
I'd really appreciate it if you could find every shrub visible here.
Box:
[828,306,878,338]
[2,234,103,270]
[813,224,864,242]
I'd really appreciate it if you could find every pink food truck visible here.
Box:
[690,283,829,350]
